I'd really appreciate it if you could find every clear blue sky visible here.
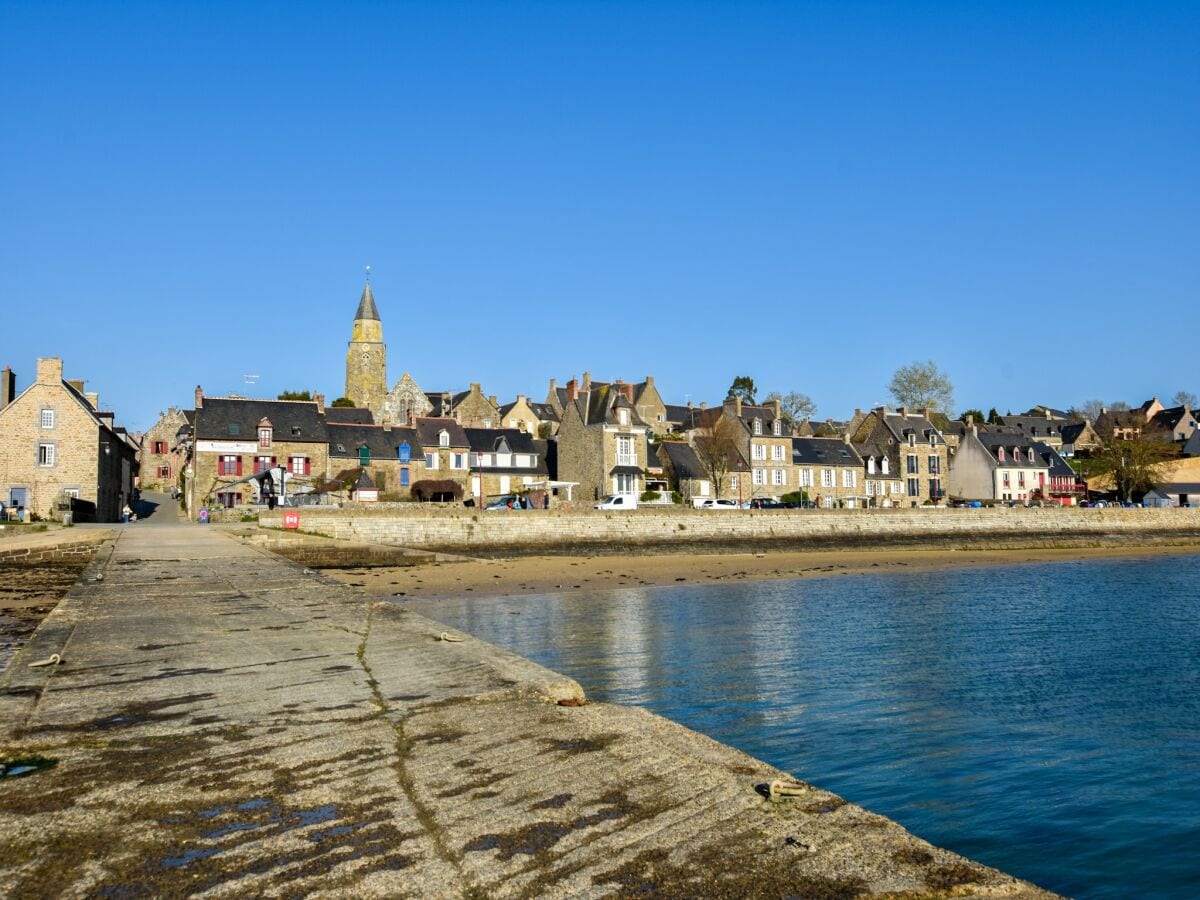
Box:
[2,1,1197,431]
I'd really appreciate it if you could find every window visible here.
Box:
[752,444,766,461]
[927,455,940,475]
[867,457,876,474]
[771,444,785,461]
[881,457,890,475]
[928,478,941,498]
[998,447,1006,462]
[618,409,629,426]
[753,468,766,486]
[425,453,438,469]
[731,474,740,492]
[289,456,309,475]
[157,465,170,478]
[821,468,834,488]
[400,467,410,487]
[228,423,240,435]
[772,419,782,436]
[772,468,786,486]
[843,469,856,488]
[153,441,167,455]
[63,488,80,499]
[1003,472,1011,487]
[799,468,813,487]
[906,454,918,474]
[258,427,272,449]
[893,481,902,494]
[254,455,273,474]
[908,433,916,447]
[453,452,466,469]
[439,430,450,448]
[291,426,301,436]
[359,445,371,466]
[220,455,240,475]
[698,480,710,496]
[38,443,56,466]
[40,409,55,429]
[753,419,763,435]
[866,480,876,497]
[907,477,920,497]
[398,442,411,463]
[616,436,636,466]
[1018,471,1026,488]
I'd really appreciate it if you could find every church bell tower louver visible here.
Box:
[344,276,387,418]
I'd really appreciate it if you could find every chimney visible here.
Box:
[36,357,63,385]
[971,423,978,436]
[900,405,908,418]
[686,400,693,409]
[195,385,204,409]
[736,396,743,416]
[1,366,15,410]
[582,371,592,391]
[85,391,100,410]
[854,408,862,419]
[842,432,851,444]
[489,394,497,406]
[644,375,654,388]
[548,377,557,396]
[517,394,526,403]
[314,392,325,413]
[771,398,782,420]
[699,402,708,410]
[966,414,974,426]
[470,382,481,394]
[922,407,931,420]
[621,383,634,403]
[168,406,177,418]
[67,378,85,394]
[566,378,579,403]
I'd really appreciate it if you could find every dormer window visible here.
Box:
[439,430,450,447]
[772,419,782,436]
[867,457,876,474]
[619,408,630,426]
[881,457,890,475]
[908,433,915,447]
[359,444,371,466]
[998,447,1006,462]
[291,426,301,436]
[258,420,273,449]
[753,418,763,436]
[228,423,240,435]
[398,442,411,463]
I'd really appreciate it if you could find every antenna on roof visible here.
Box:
[243,374,260,385]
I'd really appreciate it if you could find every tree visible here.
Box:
[1109,401,1130,412]
[277,389,313,401]
[765,390,817,424]
[960,408,985,425]
[726,376,757,406]
[887,360,954,413]
[987,408,1000,425]
[330,397,356,408]
[1087,436,1174,502]
[693,416,742,499]
[1173,390,1198,408]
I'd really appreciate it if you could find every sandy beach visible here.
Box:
[323,542,1200,601]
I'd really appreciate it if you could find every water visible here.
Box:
[406,555,1200,899]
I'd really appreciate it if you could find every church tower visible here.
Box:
[345,278,387,418]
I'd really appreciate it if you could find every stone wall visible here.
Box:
[0,532,108,563]
[257,506,1200,555]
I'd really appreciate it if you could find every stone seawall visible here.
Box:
[0,531,110,564]
[257,507,1200,555]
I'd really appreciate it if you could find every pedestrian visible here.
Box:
[122,503,132,523]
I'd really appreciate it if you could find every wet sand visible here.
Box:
[0,559,90,673]
[324,542,1200,601]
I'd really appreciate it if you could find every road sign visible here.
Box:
[283,511,300,530]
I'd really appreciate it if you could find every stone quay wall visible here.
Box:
[0,531,110,564]
[257,506,1200,555]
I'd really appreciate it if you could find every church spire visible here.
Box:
[355,277,380,322]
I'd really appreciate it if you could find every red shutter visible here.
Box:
[236,456,243,476]
[272,456,277,467]
[304,457,311,475]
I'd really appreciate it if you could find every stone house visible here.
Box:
[188,389,330,514]
[327,422,423,498]
[556,378,653,502]
[548,374,669,435]
[449,383,501,428]
[948,429,1051,503]
[1058,420,1103,457]
[498,395,560,436]
[140,407,191,491]
[658,440,711,501]
[0,357,138,522]
[791,437,867,508]
[1146,405,1198,443]
[414,417,472,497]
[464,428,550,500]
[854,441,906,508]
[693,397,793,498]
[850,407,950,506]
[993,412,1066,448]
[382,372,433,425]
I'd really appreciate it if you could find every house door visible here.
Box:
[9,488,27,510]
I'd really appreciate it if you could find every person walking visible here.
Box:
[121,503,132,523]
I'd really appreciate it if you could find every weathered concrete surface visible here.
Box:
[224,525,446,569]
[0,525,1056,898]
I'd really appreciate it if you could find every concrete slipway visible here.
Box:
[0,524,1055,898]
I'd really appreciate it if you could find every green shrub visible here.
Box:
[671,490,683,504]
[640,490,661,502]
[781,491,809,506]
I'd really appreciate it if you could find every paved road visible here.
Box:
[0,524,1053,897]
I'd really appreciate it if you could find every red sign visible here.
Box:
[283,511,300,530]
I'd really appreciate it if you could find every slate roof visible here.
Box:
[1060,422,1091,445]
[355,281,380,321]
[324,406,374,424]
[415,417,470,449]
[462,427,539,455]
[995,415,1063,438]
[1031,441,1075,478]
[975,432,1050,467]
[194,398,327,443]
[327,423,420,459]
[1183,431,1200,457]
[569,384,648,427]
[658,441,705,480]
[1022,405,1070,420]
[880,412,947,446]
[663,404,701,429]
[1148,405,1197,433]
[792,438,862,467]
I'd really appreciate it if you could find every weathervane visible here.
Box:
[365,264,371,284]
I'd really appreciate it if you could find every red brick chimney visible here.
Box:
[195,385,204,409]
[621,382,634,403]
[900,405,908,418]
[566,378,579,403]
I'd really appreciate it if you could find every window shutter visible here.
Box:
[304,457,311,475]
[236,457,243,476]
[272,456,277,467]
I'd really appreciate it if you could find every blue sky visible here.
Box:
[2,1,1197,431]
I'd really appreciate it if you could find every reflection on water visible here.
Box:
[407,555,1200,899]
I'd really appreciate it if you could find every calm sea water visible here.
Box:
[406,555,1200,899]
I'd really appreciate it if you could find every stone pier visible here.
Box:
[0,524,1054,897]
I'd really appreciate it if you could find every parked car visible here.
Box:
[595,494,638,510]
[695,498,740,510]
[748,498,796,510]
[485,495,522,510]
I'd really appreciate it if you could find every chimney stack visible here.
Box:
[922,407,931,420]
[566,378,579,403]
[699,401,708,410]
[489,394,497,406]
[195,386,205,409]
[67,378,85,394]
[548,377,557,396]
[1,366,15,410]
[85,392,100,410]
[36,357,63,386]
[736,396,743,416]
[644,375,654,388]
[314,392,325,413]
[582,371,592,391]
[900,405,908,418]
[621,382,634,403]
[771,398,782,420]
[966,414,974,426]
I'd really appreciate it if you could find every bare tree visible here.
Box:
[887,360,954,413]
[765,391,817,425]
[1076,400,1106,422]
[1088,436,1174,502]
[1173,390,1198,408]
[693,416,742,498]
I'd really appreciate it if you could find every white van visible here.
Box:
[595,495,638,510]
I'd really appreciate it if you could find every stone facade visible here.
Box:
[791,437,868,508]
[344,280,388,418]
[851,407,951,506]
[139,407,190,491]
[0,357,137,522]
[556,379,652,502]
[449,383,500,428]
[382,372,433,426]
